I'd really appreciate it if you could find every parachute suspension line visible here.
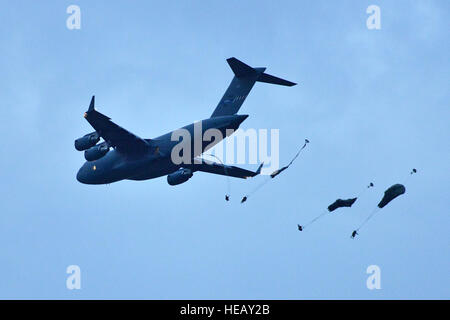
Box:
[203,153,231,201]
[355,207,381,232]
[355,182,375,198]
[301,209,329,230]
[240,176,271,203]
[286,138,309,167]
[352,171,416,238]
[248,177,271,196]
[241,139,310,204]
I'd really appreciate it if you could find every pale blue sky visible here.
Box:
[0,0,448,299]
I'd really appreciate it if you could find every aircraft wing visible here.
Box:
[191,158,263,179]
[83,96,150,154]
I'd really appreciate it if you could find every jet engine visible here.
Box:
[75,131,100,151]
[84,142,110,161]
[167,168,193,186]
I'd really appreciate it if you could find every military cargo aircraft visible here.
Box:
[75,58,296,185]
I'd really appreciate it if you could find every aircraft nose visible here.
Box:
[76,165,89,184]
[76,168,85,183]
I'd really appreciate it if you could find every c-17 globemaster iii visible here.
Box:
[75,57,296,185]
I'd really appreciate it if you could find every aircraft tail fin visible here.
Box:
[255,162,264,175]
[211,57,296,118]
[227,58,296,86]
[227,58,256,77]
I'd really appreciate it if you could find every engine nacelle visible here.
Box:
[84,142,110,161]
[167,168,193,186]
[75,131,100,151]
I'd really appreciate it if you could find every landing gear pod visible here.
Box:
[167,168,193,186]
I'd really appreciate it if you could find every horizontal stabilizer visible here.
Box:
[227,57,296,86]
[258,72,296,87]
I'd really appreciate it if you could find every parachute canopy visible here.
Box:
[269,138,309,179]
[270,166,288,178]
[242,139,309,203]
[328,198,358,212]
[378,184,405,208]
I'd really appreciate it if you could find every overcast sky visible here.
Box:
[0,0,448,299]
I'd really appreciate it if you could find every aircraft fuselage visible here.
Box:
[76,114,247,184]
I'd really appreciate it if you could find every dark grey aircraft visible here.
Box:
[75,58,296,185]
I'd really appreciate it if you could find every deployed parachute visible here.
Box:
[352,169,416,238]
[241,139,309,203]
[298,183,374,231]
[377,184,405,208]
[269,166,289,179]
[270,139,309,179]
[328,198,357,212]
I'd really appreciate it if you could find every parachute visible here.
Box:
[328,198,357,212]
[298,182,374,231]
[351,169,417,238]
[241,139,309,203]
[270,139,309,179]
[377,184,405,208]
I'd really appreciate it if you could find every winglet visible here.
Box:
[244,163,264,179]
[88,95,95,112]
[255,162,264,176]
